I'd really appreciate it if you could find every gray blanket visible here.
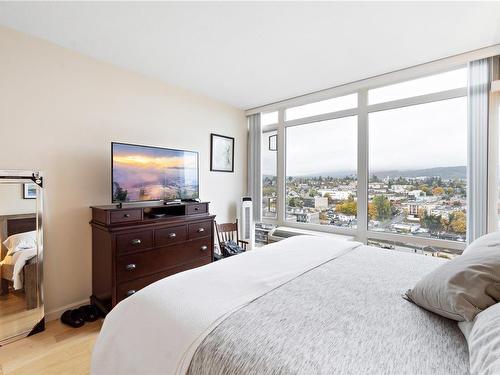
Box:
[188,245,469,375]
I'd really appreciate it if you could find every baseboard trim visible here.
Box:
[45,298,90,322]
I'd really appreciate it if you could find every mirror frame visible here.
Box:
[0,170,44,345]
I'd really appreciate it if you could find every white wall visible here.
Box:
[0,184,36,216]
[0,26,247,314]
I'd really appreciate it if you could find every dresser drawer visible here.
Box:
[187,203,207,215]
[110,209,142,224]
[155,225,187,247]
[116,257,211,302]
[188,220,212,239]
[116,238,212,282]
[116,230,153,255]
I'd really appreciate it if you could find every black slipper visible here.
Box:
[77,304,100,322]
[61,309,85,328]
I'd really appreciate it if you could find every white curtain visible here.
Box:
[467,58,491,242]
[247,114,262,222]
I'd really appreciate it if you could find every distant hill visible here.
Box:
[287,166,466,180]
[372,166,466,180]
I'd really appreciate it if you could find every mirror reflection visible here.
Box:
[0,179,43,343]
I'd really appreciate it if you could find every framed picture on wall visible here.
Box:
[23,183,37,199]
[210,133,234,172]
[269,134,277,151]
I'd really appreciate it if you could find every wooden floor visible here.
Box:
[0,291,43,342]
[0,318,102,375]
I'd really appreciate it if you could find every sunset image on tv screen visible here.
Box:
[112,143,199,202]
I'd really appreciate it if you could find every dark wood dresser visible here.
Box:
[90,201,215,314]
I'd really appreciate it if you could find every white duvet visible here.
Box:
[1,230,37,290]
[1,248,37,289]
[91,236,361,375]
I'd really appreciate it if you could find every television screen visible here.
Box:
[112,142,199,202]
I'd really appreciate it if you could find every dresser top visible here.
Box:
[91,201,209,211]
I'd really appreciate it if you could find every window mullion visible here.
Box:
[277,109,286,226]
[357,90,368,244]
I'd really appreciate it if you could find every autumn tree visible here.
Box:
[368,203,378,220]
[432,186,445,196]
[336,197,357,216]
[450,211,466,234]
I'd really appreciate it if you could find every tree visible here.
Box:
[450,211,466,234]
[336,199,357,216]
[368,203,377,220]
[432,186,445,196]
[372,195,392,221]
[420,212,443,233]
[287,197,303,208]
[419,184,431,196]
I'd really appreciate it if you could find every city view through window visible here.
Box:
[285,116,357,227]
[261,68,469,253]
[261,98,467,245]
[368,97,467,243]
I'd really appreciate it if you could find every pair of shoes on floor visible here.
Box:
[60,304,100,328]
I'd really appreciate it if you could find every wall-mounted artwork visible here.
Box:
[210,134,234,172]
[23,183,37,199]
[269,134,277,151]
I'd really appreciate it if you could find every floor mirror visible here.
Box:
[0,170,44,345]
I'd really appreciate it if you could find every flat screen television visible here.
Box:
[112,142,199,203]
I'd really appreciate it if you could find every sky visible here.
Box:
[262,96,467,177]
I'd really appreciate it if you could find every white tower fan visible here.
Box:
[238,197,254,249]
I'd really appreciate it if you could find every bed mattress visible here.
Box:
[187,245,469,375]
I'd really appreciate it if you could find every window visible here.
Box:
[369,68,467,105]
[368,97,467,242]
[285,116,357,227]
[285,94,357,121]
[262,130,277,219]
[261,111,278,126]
[253,59,488,255]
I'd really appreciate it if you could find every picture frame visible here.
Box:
[269,134,277,151]
[210,133,234,172]
[23,183,37,199]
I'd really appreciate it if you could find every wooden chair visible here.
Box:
[215,219,248,257]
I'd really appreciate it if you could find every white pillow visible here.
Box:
[2,231,36,256]
[463,231,500,255]
[467,302,500,375]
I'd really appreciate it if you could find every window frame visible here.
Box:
[250,44,500,250]
[261,128,278,220]
[250,47,500,253]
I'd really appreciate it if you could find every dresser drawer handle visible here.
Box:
[200,245,208,252]
[125,263,136,271]
[194,207,199,211]
[130,239,142,245]
[197,228,205,233]
[125,290,136,297]
[124,213,131,218]
[168,233,177,239]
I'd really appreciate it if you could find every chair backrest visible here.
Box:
[215,220,239,245]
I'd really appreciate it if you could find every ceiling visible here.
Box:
[0,2,499,109]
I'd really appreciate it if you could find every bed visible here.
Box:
[92,236,469,375]
[0,217,38,310]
